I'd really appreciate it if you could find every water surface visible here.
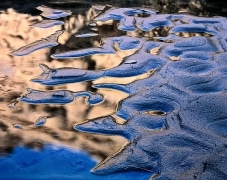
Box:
[1,0,227,179]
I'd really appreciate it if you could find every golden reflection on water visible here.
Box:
[0,7,128,159]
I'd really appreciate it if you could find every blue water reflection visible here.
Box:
[0,145,151,180]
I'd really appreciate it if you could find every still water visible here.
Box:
[0,0,227,179]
